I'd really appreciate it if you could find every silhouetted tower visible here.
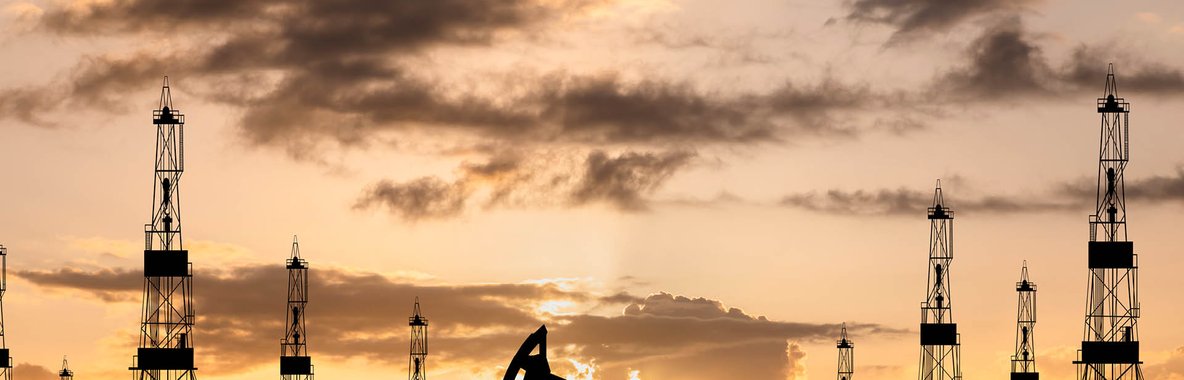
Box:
[1074,64,1143,380]
[0,245,10,380]
[60,357,74,380]
[281,237,313,380]
[409,298,428,380]
[1012,262,1038,380]
[130,77,197,380]
[837,323,854,380]
[918,181,962,380]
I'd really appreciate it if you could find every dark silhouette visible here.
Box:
[59,357,73,380]
[0,245,9,380]
[408,298,427,380]
[503,325,565,380]
[281,237,313,379]
[918,181,962,380]
[836,323,854,380]
[1011,263,1038,380]
[1074,64,1144,379]
[131,77,197,380]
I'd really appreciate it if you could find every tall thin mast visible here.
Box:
[409,298,428,380]
[131,77,197,380]
[281,237,313,380]
[60,357,74,380]
[1074,64,1143,380]
[0,245,10,380]
[1011,263,1038,379]
[837,323,854,380]
[918,181,962,380]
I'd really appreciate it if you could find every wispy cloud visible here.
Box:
[846,0,1040,43]
[780,169,1184,216]
[15,265,901,379]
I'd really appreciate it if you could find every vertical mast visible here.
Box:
[1075,64,1143,380]
[0,245,9,380]
[409,298,428,380]
[837,323,854,380]
[1011,263,1038,379]
[918,181,962,380]
[131,77,197,380]
[60,357,74,380]
[281,237,313,380]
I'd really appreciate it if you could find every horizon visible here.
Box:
[2,1,1184,379]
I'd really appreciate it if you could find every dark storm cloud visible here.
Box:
[355,149,697,220]
[1121,168,1184,202]
[933,17,1053,99]
[783,168,1184,217]
[780,186,1079,216]
[15,265,898,379]
[932,18,1184,100]
[535,75,775,143]
[6,0,919,153]
[846,0,1038,42]
[15,267,142,302]
[352,177,470,222]
[41,0,590,54]
[571,150,696,211]
[1059,45,1184,95]
[0,87,60,127]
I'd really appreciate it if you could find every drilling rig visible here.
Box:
[409,298,427,380]
[1074,64,1143,380]
[918,181,962,380]
[0,245,9,380]
[1011,263,1038,380]
[130,77,197,380]
[60,357,73,380]
[281,237,313,380]
[837,323,854,380]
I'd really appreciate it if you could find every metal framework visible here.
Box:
[409,298,427,380]
[281,237,313,380]
[1011,263,1038,380]
[0,245,10,380]
[918,181,962,380]
[131,77,197,380]
[61,357,74,380]
[1074,64,1143,380]
[837,323,854,380]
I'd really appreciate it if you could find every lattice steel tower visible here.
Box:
[0,245,10,380]
[60,357,74,380]
[131,77,197,380]
[1074,64,1143,380]
[281,237,313,380]
[918,181,962,380]
[1012,262,1038,380]
[409,298,427,380]
[837,323,853,380]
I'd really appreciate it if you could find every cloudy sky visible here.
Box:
[2,0,1184,379]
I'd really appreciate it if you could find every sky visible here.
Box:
[2,0,1184,379]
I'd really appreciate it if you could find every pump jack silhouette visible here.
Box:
[503,326,565,380]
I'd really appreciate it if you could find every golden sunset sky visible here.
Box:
[2,0,1184,379]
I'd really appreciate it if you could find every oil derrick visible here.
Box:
[130,77,197,380]
[408,298,427,380]
[281,237,313,380]
[503,325,565,380]
[60,357,74,380]
[0,245,10,380]
[837,323,854,380]
[918,181,962,380]
[1011,263,1038,380]
[1074,64,1143,380]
